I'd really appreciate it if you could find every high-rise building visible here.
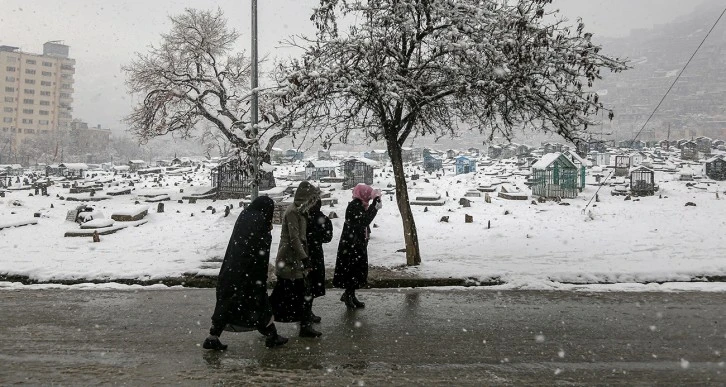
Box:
[0,42,75,163]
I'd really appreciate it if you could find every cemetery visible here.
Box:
[1,142,726,287]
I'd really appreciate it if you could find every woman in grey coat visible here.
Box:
[270,181,322,338]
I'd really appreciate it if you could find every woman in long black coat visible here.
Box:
[333,183,381,308]
[203,196,288,350]
[306,198,334,321]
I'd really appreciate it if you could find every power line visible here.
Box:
[582,7,726,214]
[632,6,726,143]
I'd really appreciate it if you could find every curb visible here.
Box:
[0,274,505,289]
[3,274,726,288]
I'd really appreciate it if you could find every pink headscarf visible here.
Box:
[352,183,374,209]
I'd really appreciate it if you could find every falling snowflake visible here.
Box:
[680,359,690,369]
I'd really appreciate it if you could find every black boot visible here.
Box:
[310,311,322,324]
[299,322,323,338]
[260,324,288,348]
[202,335,228,351]
[340,290,357,309]
[350,291,365,308]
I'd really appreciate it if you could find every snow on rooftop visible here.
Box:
[307,160,339,168]
[531,152,562,169]
[59,163,89,170]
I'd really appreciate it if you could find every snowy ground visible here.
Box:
[1,159,725,290]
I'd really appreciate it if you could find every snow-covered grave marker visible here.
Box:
[465,190,482,198]
[79,219,115,229]
[498,184,528,201]
[64,219,147,237]
[111,206,149,222]
[0,219,39,231]
[410,193,446,206]
[144,194,171,203]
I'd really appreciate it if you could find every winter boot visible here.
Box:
[202,335,228,351]
[260,324,288,348]
[350,292,366,308]
[310,312,322,324]
[340,290,358,309]
[299,322,323,338]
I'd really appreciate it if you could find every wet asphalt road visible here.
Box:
[0,288,724,386]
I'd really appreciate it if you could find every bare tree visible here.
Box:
[201,126,235,159]
[276,0,629,266]
[124,8,290,179]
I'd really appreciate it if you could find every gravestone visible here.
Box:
[465,214,473,223]
[157,203,164,213]
[65,209,80,222]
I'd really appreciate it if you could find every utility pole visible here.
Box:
[250,0,260,199]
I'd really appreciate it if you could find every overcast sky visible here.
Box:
[0,0,716,132]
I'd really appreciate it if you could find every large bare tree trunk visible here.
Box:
[386,139,421,266]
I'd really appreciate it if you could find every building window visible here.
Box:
[61,83,72,90]
[6,56,17,62]
[60,93,71,99]
[5,76,15,82]
[24,129,35,134]
[24,89,35,94]
[41,71,52,76]
[24,79,36,84]
[40,100,50,106]
[26,59,36,65]
[23,99,34,104]
[3,97,13,102]
[40,91,51,96]
[22,108,34,114]
[22,119,33,124]
[6,66,16,72]
[40,81,52,86]
[25,69,36,75]
[39,120,49,125]
[4,87,14,92]
[61,64,74,71]
[3,107,13,113]
[40,110,49,115]
[42,61,53,67]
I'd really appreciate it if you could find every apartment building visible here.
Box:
[0,42,75,158]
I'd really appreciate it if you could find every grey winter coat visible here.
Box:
[275,181,320,280]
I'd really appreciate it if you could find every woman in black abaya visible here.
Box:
[203,196,288,350]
